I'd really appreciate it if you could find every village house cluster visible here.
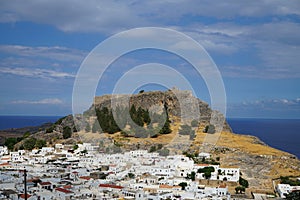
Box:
[0,144,241,199]
[276,183,300,199]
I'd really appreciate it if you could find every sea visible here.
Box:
[0,116,62,130]
[0,116,299,158]
[227,118,300,159]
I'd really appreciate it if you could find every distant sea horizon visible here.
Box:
[227,118,300,159]
[0,115,299,158]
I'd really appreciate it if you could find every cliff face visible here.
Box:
[91,89,232,132]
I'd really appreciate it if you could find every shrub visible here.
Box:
[191,119,199,127]
[239,177,249,188]
[35,139,46,149]
[23,137,37,150]
[63,126,72,139]
[204,124,216,134]
[179,182,187,190]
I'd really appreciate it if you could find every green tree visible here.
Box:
[158,148,170,156]
[142,109,151,125]
[157,144,163,150]
[23,137,37,150]
[23,131,31,139]
[73,144,79,150]
[63,126,72,139]
[179,124,195,140]
[204,124,216,134]
[179,182,187,190]
[235,186,245,194]
[35,139,46,149]
[239,177,249,188]
[149,146,156,153]
[187,171,196,181]
[127,172,135,179]
[191,119,199,127]
[285,190,300,200]
[179,124,193,135]
[5,137,18,150]
[96,107,120,134]
[198,167,215,179]
[159,118,172,134]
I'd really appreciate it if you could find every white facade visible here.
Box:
[277,184,300,198]
[0,146,8,156]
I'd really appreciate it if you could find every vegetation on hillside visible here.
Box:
[204,124,216,134]
[280,176,300,186]
[94,105,172,138]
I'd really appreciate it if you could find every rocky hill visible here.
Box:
[4,89,300,194]
[89,89,232,132]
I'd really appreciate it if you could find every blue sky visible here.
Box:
[0,0,299,119]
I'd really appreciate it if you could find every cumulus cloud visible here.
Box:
[0,67,75,79]
[242,98,300,108]
[0,1,300,79]
[1,1,299,33]
[0,45,84,80]
[0,45,86,62]
[11,98,63,105]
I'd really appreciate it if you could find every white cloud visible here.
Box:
[11,98,63,105]
[242,98,300,107]
[0,1,300,79]
[0,67,75,79]
[1,0,299,33]
[0,45,86,62]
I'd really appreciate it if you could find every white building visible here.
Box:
[0,146,8,156]
[277,183,300,198]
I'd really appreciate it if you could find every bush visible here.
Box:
[280,176,300,186]
[197,167,215,179]
[63,126,72,139]
[23,137,37,150]
[149,146,156,152]
[35,139,46,149]
[191,119,199,127]
[5,137,20,150]
[204,124,216,134]
[179,124,195,140]
[46,126,55,133]
[23,131,31,139]
[158,148,170,156]
[159,119,172,134]
[239,177,249,188]
[235,186,245,194]
[178,182,187,190]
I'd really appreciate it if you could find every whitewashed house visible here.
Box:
[0,146,8,156]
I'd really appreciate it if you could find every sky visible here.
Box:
[0,0,299,119]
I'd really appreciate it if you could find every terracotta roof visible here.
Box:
[19,194,32,199]
[39,182,51,186]
[55,187,73,193]
[80,176,91,180]
[99,184,123,189]
[63,185,72,189]
[159,184,173,189]
[0,162,10,166]
[196,164,210,166]
[219,184,227,188]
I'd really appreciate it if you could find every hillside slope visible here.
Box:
[8,89,300,193]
